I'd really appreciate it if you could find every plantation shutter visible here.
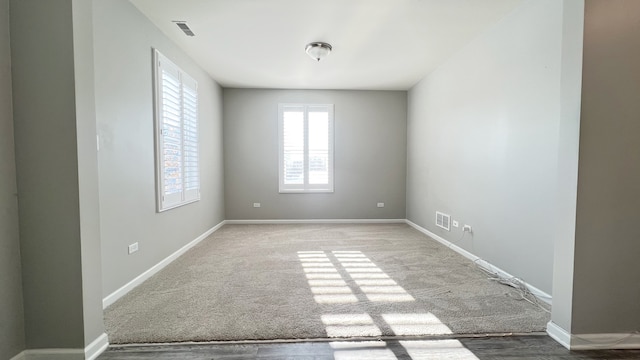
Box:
[182,75,199,202]
[155,50,200,211]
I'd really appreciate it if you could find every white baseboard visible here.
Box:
[473,258,552,304]
[406,220,478,260]
[19,348,86,360]
[547,321,571,349]
[10,333,108,360]
[103,221,225,308]
[405,219,552,305]
[85,333,109,360]
[9,351,26,360]
[21,349,84,360]
[570,332,640,350]
[547,321,640,350]
[224,219,407,224]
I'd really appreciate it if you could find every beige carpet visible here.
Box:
[104,224,550,343]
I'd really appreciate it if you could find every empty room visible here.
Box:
[1,0,640,359]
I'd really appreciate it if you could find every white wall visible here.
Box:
[550,0,584,334]
[407,0,564,294]
[223,89,407,220]
[0,0,25,357]
[93,0,225,297]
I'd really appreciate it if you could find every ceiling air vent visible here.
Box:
[174,21,195,36]
[436,211,451,231]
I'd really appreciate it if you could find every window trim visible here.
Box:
[153,49,200,212]
[278,103,335,193]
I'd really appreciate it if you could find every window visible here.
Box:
[153,49,200,211]
[278,104,334,193]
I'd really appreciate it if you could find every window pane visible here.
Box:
[283,111,304,184]
[279,103,333,192]
[308,111,329,185]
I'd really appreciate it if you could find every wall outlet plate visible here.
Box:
[377,202,385,208]
[128,242,139,254]
[253,203,261,208]
[452,220,459,228]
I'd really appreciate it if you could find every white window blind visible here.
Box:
[154,49,200,211]
[278,104,334,193]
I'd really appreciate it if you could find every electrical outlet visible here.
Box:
[128,242,139,254]
[253,203,261,208]
[463,225,473,233]
[377,202,385,208]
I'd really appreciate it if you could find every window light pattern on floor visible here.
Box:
[297,250,479,359]
[297,251,453,337]
[332,251,414,302]
[299,251,358,304]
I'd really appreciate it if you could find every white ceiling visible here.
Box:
[130,0,523,90]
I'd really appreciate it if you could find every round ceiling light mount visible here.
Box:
[305,42,332,62]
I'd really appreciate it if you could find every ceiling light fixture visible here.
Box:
[305,42,332,62]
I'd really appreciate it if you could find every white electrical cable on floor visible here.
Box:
[474,259,551,313]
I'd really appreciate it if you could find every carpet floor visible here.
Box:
[104,224,550,343]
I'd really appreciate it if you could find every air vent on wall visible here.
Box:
[436,211,451,231]
[173,21,195,36]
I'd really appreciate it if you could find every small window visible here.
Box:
[153,49,200,211]
[278,104,334,193]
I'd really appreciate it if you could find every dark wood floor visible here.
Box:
[97,335,640,359]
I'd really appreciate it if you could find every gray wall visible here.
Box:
[407,0,563,294]
[0,0,25,357]
[94,0,225,297]
[570,0,640,334]
[223,89,407,220]
[10,0,104,349]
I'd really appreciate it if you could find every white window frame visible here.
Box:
[153,49,200,212]
[278,103,334,193]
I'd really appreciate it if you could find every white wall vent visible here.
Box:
[173,21,195,36]
[436,211,451,231]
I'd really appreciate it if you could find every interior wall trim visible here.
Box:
[547,321,640,350]
[568,332,640,350]
[85,333,109,360]
[15,333,108,360]
[547,321,572,349]
[9,351,25,360]
[224,219,407,225]
[19,349,83,360]
[102,221,226,308]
